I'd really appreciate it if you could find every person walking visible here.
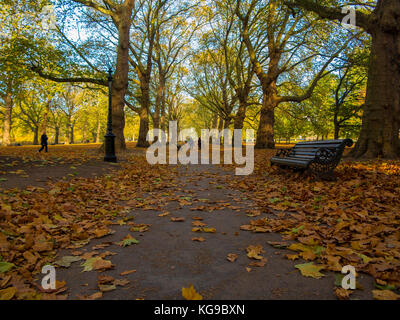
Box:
[38,132,48,153]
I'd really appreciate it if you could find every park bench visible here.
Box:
[270,139,353,179]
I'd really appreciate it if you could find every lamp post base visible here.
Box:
[104,133,117,163]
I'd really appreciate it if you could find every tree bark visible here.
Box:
[2,91,12,146]
[137,106,150,148]
[109,1,136,152]
[351,14,400,158]
[96,120,101,143]
[255,82,279,149]
[55,126,59,145]
[33,127,39,145]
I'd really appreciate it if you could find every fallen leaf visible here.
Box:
[246,245,265,260]
[118,234,140,247]
[372,290,400,300]
[120,270,137,276]
[295,263,325,279]
[170,217,185,222]
[335,288,352,300]
[55,256,82,268]
[0,287,17,300]
[227,253,238,262]
[182,284,202,300]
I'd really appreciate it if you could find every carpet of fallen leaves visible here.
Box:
[0,145,177,300]
[225,149,400,300]
[0,144,399,300]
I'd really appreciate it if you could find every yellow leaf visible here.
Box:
[372,290,400,300]
[0,287,17,300]
[182,284,202,300]
[295,263,325,279]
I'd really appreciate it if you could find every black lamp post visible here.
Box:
[104,68,117,163]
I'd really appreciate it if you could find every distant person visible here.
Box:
[38,132,48,153]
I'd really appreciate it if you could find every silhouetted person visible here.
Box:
[38,133,48,153]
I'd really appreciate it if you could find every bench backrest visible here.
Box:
[289,139,353,160]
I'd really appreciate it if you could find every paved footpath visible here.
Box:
[55,163,374,300]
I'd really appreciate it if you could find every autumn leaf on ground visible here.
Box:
[182,284,202,300]
[335,288,352,300]
[0,262,15,273]
[295,263,325,279]
[227,253,238,262]
[118,234,140,247]
[77,292,103,300]
[192,237,206,242]
[115,279,130,286]
[192,227,216,233]
[286,254,299,261]
[192,221,207,227]
[55,256,82,268]
[158,212,170,217]
[0,287,17,300]
[372,290,400,300]
[98,275,115,284]
[249,258,267,267]
[99,284,116,292]
[246,245,265,260]
[120,270,137,276]
[170,217,185,222]
[81,257,114,272]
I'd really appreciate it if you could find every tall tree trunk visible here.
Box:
[212,114,218,129]
[137,106,150,148]
[2,90,12,146]
[351,20,400,158]
[218,117,224,131]
[40,100,51,134]
[154,71,166,132]
[33,127,39,145]
[55,126,59,145]
[255,84,278,149]
[70,123,75,144]
[109,0,136,152]
[96,120,101,143]
[333,111,340,140]
[234,100,247,130]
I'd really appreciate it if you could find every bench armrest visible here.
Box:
[275,148,292,158]
[314,147,338,164]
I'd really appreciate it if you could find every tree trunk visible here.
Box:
[212,114,218,129]
[33,127,39,145]
[55,126,59,145]
[334,114,340,140]
[255,85,278,149]
[350,13,400,158]
[96,120,101,143]
[154,71,166,132]
[40,100,51,134]
[70,123,74,144]
[109,0,136,152]
[136,106,150,148]
[234,100,247,130]
[2,91,12,146]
